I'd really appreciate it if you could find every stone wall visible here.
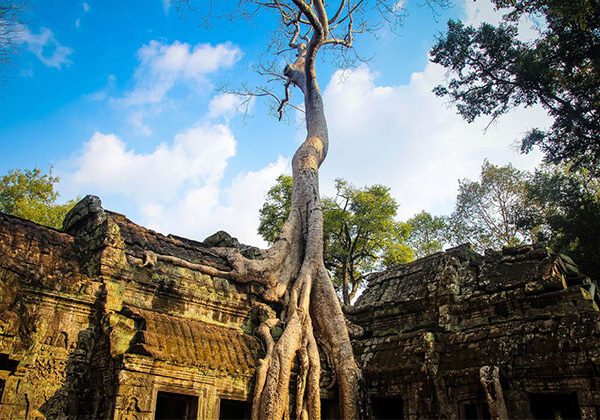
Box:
[0,196,263,419]
[2,195,599,419]
[348,245,600,419]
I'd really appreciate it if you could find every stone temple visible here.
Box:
[1,195,599,419]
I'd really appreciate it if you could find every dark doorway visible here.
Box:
[219,398,251,419]
[155,391,198,420]
[372,396,404,420]
[0,354,19,372]
[0,353,19,403]
[529,393,581,420]
[321,398,340,419]
[461,401,491,420]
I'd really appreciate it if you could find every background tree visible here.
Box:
[406,210,447,258]
[0,0,25,77]
[258,174,294,244]
[430,0,600,174]
[321,180,413,305]
[0,168,77,229]
[447,160,532,251]
[259,176,413,306]
[521,164,600,278]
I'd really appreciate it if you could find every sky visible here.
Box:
[0,0,550,247]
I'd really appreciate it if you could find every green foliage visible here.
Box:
[0,168,77,229]
[430,0,600,173]
[258,176,413,305]
[406,210,448,258]
[521,164,600,279]
[258,174,293,244]
[445,160,599,279]
[447,160,533,251]
[324,179,413,305]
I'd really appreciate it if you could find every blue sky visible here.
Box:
[0,0,549,246]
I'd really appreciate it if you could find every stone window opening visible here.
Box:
[370,396,404,419]
[528,392,581,420]
[154,390,199,420]
[218,398,251,419]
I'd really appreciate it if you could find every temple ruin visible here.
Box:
[1,195,599,419]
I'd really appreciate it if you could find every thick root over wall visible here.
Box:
[201,134,361,419]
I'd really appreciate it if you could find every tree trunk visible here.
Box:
[480,366,509,420]
[209,39,361,419]
[342,264,351,306]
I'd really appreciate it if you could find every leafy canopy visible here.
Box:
[430,0,600,174]
[258,174,293,244]
[445,160,599,280]
[446,160,533,251]
[406,210,448,258]
[259,175,413,305]
[0,168,77,229]
[521,164,600,279]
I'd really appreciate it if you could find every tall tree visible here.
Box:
[430,0,600,174]
[521,164,600,278]
[447,160,532,251]
[406,210,447,258]
[0,168,77,229]
[180,1,446,418]
[260,176,413,306]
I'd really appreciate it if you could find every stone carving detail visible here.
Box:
[0,198,260,418]
[121,395,142,420]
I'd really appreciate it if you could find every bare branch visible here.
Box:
[291,0,323,35]
[328,0,347,25]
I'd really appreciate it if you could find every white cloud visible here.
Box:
[208,93,253,120]
[83,2,90,12]
[75,19,81,28]
[128,111,153,136]
[116,40,242,107]
[161,0,170,14]
[86,74,117,101]
[69,124,236,202]
[63,122,287,246]
[463,0,542,41]
[321,63,551,220]
[143,156,289,246]
[19,26,73,69]
[393,0,406,13]
[464,0,503,25]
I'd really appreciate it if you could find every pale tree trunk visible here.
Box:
[197,14,361,419]
[342,265,351,306]
[249,38,360,419]
[480,366,509,420]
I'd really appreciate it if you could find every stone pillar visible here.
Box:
[198,387,219,420]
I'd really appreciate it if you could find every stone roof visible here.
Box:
[348,244,599,380]
[124,306,262,376]
[353,244,589,311]
[62,195,231,271]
